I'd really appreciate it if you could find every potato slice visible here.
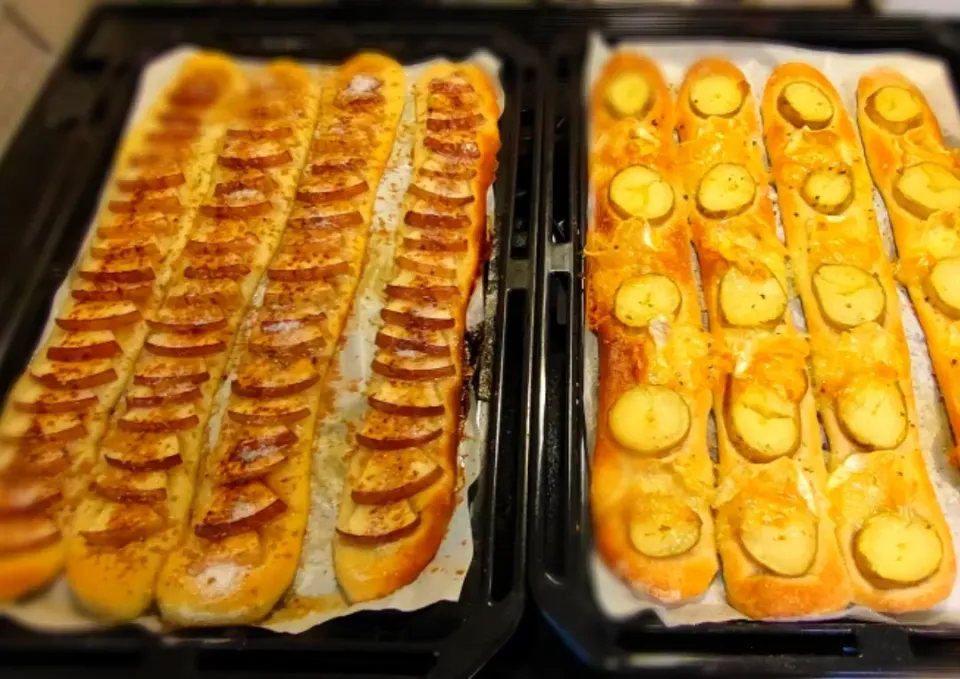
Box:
[613,274,681,328]
[606,73,652,119]
[777,81,833,129]
[855,512,942,587]
[696,163,756,219]
[739,499,818,576]
[727,384,801,462]
[608,385,690,456]
[628,493,701,558]
[894,163,960,219]
[718,266,787,327]
[925,257,960,319]
[812,264,885,329]
[865,86,923,134]
[609,166,674,224]
[801,166,854,215]
[836,375,907,450]
[690,74,745,118]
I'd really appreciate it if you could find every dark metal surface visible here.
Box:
[0,5,541,679]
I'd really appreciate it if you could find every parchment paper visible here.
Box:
[0,45,503,633]
[584,34,960,626]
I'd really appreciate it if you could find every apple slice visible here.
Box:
[186,227,260,256]
[116,170,185,193]
[296,173,369,204]
[166,279,241,308]
[427,111,484,133]
[312,123,373,155]
[183,252,252,280]
[777,81,834,130]
[351,448,442,505]
[368,380,445,417]
[13,383,98,414]
[418,157,477,181]
[0,515,59,555]
[423,133,480,159]
[71,279,153,303]
[428,92,479,115]
[249,322,325,357]
[605,72,652,119]
[133,356,210,386]
[355,411,444,451]
[336,498,420,544]
[187,532,263,574]
[396,250,459,279]
[214,426,296,484]
[258,303,327,331]
[145,331,227,357]
[375,326,449,356]
[408,177,475,207]
[402,229,468,253]
[31,358,117,390]
[47,330,122,362]
[1,412,86,444]
[213,173,275,197]
[310,154,366,174]
[218,138,292,170]
[430,74,474,95]
[263,280,334,308]
[108,193,182,215]
[11,443,69,477]
[226,126,292,142]
[79,502,166,547]
[372,350,456,381]
[228,395,310,426]
[288,207,364,232]
[199,201,271,220]
[284,229,343,256]
[90,235,162,261]
[90,466,168,504]
[103,431,182,472]
[385,270,459,303]
[381,299,455,330]
[97,215,173,240]
[147,306,227,334]
[195,482,287,539]
[146,125,198,143]
[0,477,61,515]
[865,86,923,135]
[127,382,201,409]
[232,358,319,399]
[118,403,199,433]
[267,251,350,281]
[403,197,471,231]
[56,300,142,332]
[335,74,384,105]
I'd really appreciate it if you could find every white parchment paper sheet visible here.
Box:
[0,45,503,633]
[584,34,960,626]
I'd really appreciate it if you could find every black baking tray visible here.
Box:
[0,4,542,678]
[530,10,960,678]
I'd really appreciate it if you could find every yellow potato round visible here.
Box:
[608,385,690,456]
[802,166,854,215]
[606,73,652,119]
[696,163,756,219]
[811,264,885,330]
[855,512,943,587]
[690,74,744,118]
[614,274,682,328]
[894,162,960,220]
[777,81,834,130]
[739,499,818,577]
[926,257,960,320]
[865,86,923,134]
[836,375,907,450]
[608,165,675,224]
[727,383,801,462]
[718,265,787,327]
[629,494,702,558]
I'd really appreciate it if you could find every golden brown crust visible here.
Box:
[677,58,851,618]
[65,60,323,621]
[588,53,719,603]
[332,62,500,603]
[0,52,243,602]
[762,62,955,612]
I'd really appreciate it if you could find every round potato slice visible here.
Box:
[629,494,702,558]
[718,265,787,327]
[866,86,923,135]
[609,385,690,456]
[690,74,745,118]
[739,500,818,577]
[802,166,854,215]
[777,81,834,130]
[855,512,943,587]
[606,73,652,119]
[811,264,885,329]
[696,163,756,219]
[836,375,907,450]
[894,163,960,220]
[614,274,681,328]
[608,165,674,224]
[727,384,801,462]
[926,257,960,320]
